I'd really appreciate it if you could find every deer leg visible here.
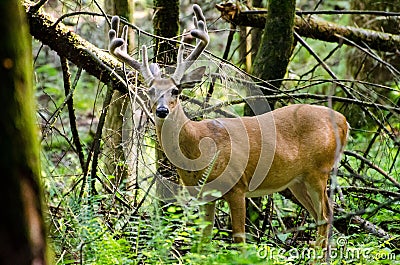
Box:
[200,201,216,242]
[289,179,330,247]
[313,188,331,248]
[225,192,246,243]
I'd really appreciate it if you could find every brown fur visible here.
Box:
[151,81,348,246]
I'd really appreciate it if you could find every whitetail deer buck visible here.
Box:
[108,5,349,247]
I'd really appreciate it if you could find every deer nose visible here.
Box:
[156,107,169,118]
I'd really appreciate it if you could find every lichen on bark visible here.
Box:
[252,0,296,90]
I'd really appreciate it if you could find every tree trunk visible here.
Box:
[252,0,296,90]
[0,1,47,264]
[153,0,180,204]
[103,0,134,189]
[244,0,296,114]
[153,0,180,65]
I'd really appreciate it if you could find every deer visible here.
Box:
[108,4,349,247]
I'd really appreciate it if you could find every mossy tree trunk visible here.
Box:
[0,1,47,264]
[252,0,296,92]
[245,0,296,113]
[153,0,179,65]
[103,0,134,189]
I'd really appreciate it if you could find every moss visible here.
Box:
[153,0,179,64]
[0,0,46,263]
[253,0,296,90]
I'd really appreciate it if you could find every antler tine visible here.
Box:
[140,45,155,83]
[108,16,154,84]
[122,25,128,52]
[172,4,209,82]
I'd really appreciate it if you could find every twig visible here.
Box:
[196,93,400,116]
[41,83,77,140]
[93,0,110,26]
[89,83,114,196]
[335,200,398,240]
[295,31,400,147]
[206,24,236,104]
[340,186,400,198]
[336,34,400,77]
[344,150,400,190]
[60,58,86,173]
[242,9,400,17]
[78,83,113,200]
[359,108,395,174]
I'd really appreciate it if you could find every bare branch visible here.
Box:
[216,3,400,53]
[24,1,126,91]
[344,151,400,190]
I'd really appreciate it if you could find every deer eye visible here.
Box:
[147,87,155,96]
[171,88,180,96]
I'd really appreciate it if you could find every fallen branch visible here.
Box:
[23,1,126,91]
[216,3,400,53]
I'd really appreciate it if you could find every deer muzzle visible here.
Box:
[156,106,169,118]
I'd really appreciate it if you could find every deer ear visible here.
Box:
[149,63,161,78]
[178,66,206,90]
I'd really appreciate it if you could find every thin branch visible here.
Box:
[196,93,400,116]
[359,104,396,173]
[79,83,113,200]
[344,150,400,190]
[41,71,80,141]
[90,84,114,196]
[295,32,400,147]
[243,9,400,17]
[217,4,400,53]
[335,205,393,240]
[340,186,400,198]
[60,58,86,174]
[336,34,400,77]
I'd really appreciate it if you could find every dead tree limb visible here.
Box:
[216,3,400,53]
[23,1,126,91]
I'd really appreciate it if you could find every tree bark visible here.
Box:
[103,0,133,188]
[0,1,47,264]
[252,0,296,89]
[153,0,180,64]
[23,1,128,92]
[217,3,400,53]
[153,0,180,204]
[244,0,296,114]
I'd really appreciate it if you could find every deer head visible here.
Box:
[108,4,209,119]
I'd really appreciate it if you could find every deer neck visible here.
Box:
[155,102,196,151]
